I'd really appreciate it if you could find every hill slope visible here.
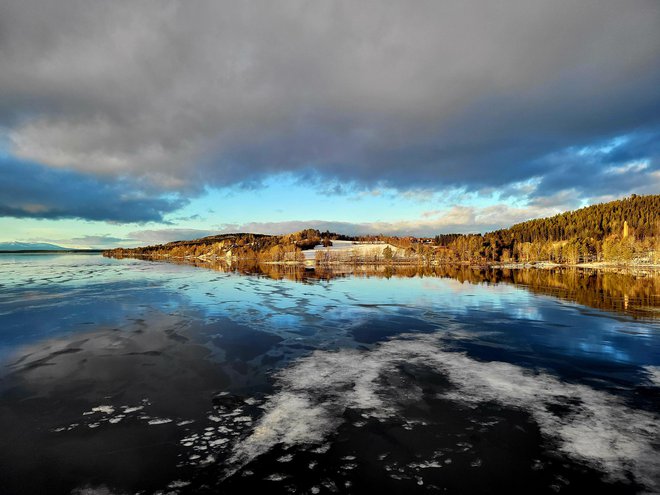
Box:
[105,195,659,265]
[494,194,659,243]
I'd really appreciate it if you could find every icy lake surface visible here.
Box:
[0,253,659,494]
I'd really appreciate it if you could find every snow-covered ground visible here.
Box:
[303,240,404,261]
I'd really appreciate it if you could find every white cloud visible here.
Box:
[126,228,220,245]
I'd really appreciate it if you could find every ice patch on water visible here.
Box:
[227,391,339,472]
[83,405,114,415]
[168,480,190,488]
[265,473,287,481]
[228,333,660,491]
[147,418,172,425]
[233,415,253,423]
[70,485,121,495]
[57,402,155,433]
[176,397,262,469]
[122,405,143,413]
[408,460,443,469]
[430,352,657,488]
[644,366,660,387]
[199,454,215,465]
[209,438,229,447]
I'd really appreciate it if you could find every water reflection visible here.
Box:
[0,254,658,494]
[155,258,660,320]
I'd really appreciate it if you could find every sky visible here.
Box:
[0,0,659,248]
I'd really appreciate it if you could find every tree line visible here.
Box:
[105,194,659,265]
[428,194,659,264]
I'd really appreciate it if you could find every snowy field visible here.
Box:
[302,240,404,261]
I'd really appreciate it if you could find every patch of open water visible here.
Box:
[0,254,658,494]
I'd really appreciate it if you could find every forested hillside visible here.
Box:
[105,229,330,262]
[105,195,659,265]
[477,194,659,264]
[495,194,658,243]
[355,195,658,264]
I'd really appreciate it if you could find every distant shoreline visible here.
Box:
[486,261,660,271]
[104,252,660,273]
[0,249,104,254]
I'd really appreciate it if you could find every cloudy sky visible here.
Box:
[1,0,658,247]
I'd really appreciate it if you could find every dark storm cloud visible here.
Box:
[0,0,658,204]
[531,128,660,200]
[0,157,186,222]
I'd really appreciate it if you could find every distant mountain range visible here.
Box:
[0,241,68,251]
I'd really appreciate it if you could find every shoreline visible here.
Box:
[104,252,660,273]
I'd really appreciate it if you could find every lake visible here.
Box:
[0,254,659,494]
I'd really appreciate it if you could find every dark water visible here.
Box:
[0,254,659,495]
